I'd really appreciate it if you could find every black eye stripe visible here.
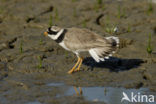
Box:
[47,31,58,35]
[48,27,58,35]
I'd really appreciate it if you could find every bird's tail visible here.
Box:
[89,36,119,62]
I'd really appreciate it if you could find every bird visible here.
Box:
[44,26,119,74]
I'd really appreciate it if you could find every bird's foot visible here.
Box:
[74,67,81,72]
[67,57,83,74]
[68,57,81,74]
[68,69,75,74]
[68,67,80,74]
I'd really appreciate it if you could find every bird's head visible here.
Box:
[44,26,62,36]
[44,26,63,40]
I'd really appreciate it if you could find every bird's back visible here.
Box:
[64,27,109,51]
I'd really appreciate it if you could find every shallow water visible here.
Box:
[47,83,155,104]
[0,0,156,104]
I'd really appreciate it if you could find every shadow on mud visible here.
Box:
[83,57,145,72]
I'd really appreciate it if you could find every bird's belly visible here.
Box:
[75,49,88,52]
[59,41,70,51]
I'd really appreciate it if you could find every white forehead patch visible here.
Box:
[51,26,59,32]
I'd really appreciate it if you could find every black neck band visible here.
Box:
[55,29,67,43]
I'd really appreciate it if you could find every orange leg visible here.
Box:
[68,57,80,74]
[75,57,83,72]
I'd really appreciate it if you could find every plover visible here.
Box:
[44,26,119,74]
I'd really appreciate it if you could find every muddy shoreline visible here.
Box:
[0,0,156,103]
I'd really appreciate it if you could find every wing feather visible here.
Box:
[64,27,110,51]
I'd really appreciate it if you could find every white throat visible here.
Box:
[48,29,64,40]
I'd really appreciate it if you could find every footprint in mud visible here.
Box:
[83,57,145,72]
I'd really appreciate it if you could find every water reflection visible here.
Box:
[66,86,153,104]
[47,83,154,104]
[73,86,83,95]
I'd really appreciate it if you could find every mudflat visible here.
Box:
[0,0,156,104]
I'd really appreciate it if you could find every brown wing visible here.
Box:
[63,27,111,51]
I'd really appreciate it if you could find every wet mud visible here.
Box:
[0,0,156,104]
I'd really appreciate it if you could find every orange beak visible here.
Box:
[44,32,48,36]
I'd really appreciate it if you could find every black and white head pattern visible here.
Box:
[47,26,64,40]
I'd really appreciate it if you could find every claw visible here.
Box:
[68,57,83,74]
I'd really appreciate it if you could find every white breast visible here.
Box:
[59,41,70,51]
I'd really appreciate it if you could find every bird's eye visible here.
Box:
[48,27,52,32]
[47,28,58,35]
